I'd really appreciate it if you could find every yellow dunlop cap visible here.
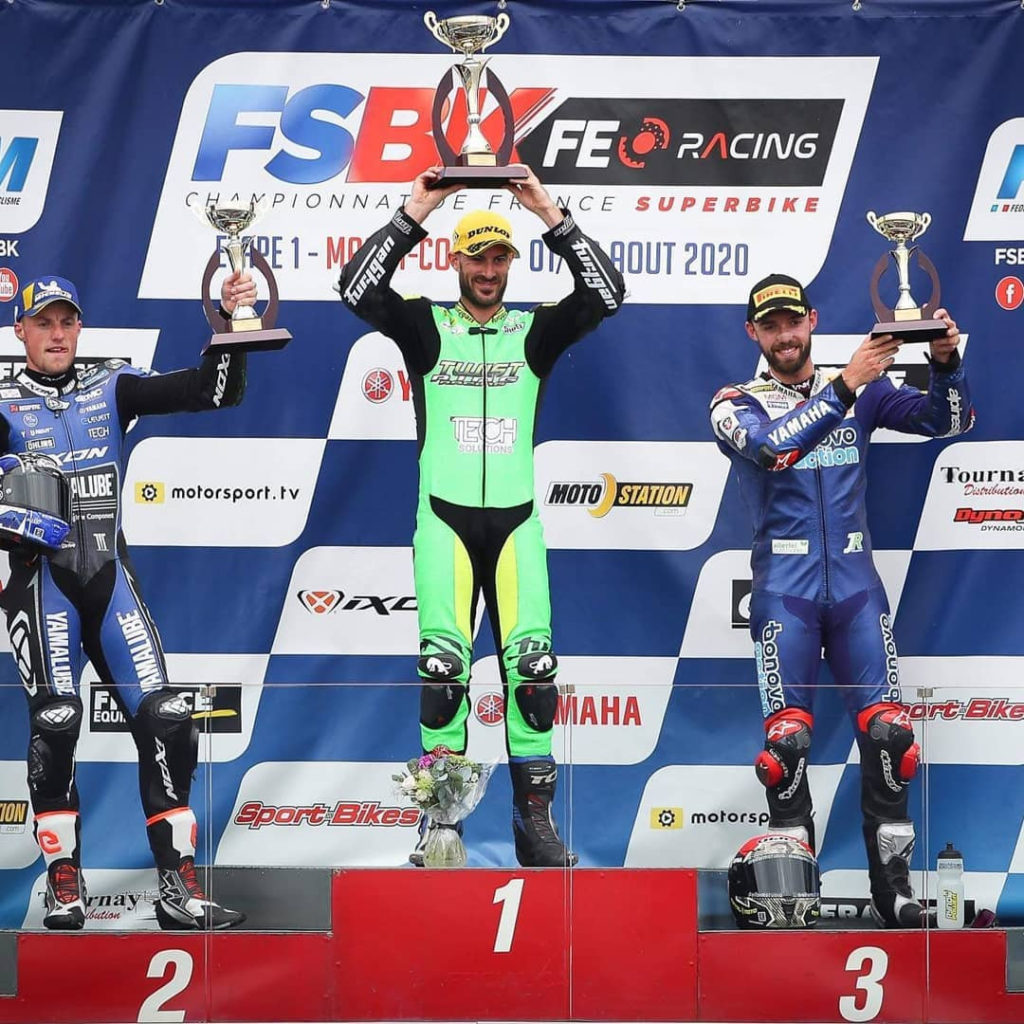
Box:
[451,210,520,258]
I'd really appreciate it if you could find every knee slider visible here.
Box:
[517,649,557,682]
[419,683,467,730]
[858,702,918,783]
[514,681,558,733]
[28,699,83,796]
[136,689,194,741]
[417,652,465,682]
[755,710,813,793]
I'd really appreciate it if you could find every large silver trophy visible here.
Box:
[200,201,291,353]
[866,210,945,342]
[423,11,528,188]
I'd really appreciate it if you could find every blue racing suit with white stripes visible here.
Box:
[709,354,972,847]
[0,351,244,869]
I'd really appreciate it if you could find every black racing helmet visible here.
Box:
[0,452,72,550]
[728,833,821,929]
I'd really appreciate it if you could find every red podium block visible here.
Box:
[0,933,332,1024]
[332,867,698,1021]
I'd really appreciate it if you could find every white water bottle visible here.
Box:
[937,842,964,929]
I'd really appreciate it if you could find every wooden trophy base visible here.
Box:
[431,164,530,189]
[871,318,948,343]
[203,327,292,354]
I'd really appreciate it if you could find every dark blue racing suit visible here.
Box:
[0,351,245,872]
[710,352,972,920]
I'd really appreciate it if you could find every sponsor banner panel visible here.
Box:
[0,110,63,235]
[215,760,419,866]
[271,545,422,655]
[965,117,1024,241]
[329,332,415,440]
[140,54,875,305]
[466,655,677,766]
[21,867,161,931]
[915,440,1024,549]
[755,334,971,446]
[900,659,1024,766]
[535,440,729,550]
[624,763,844,868]
[77,653,267,763]
[123,436,324,547]
[679,549,912,658]
[0,761,36,870]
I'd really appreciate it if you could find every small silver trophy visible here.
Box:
[423,11,527,188]
[866,210,944,342]
[200,200,291,353]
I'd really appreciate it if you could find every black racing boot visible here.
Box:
[864,820,934,928]
[156,857,246,930]
[43,858,86,930]
[510,758,578,867]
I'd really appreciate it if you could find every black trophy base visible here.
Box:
[871,318,948,343]
[430,164,530,189]
[203,327,292,354]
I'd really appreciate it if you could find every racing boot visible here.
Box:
[510,757,578,867]
[864,820,934,928]
[156,857,246,931]
[43,858,86,930]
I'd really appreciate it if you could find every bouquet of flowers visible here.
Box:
[393,745,495,867]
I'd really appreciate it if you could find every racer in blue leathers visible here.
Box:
[710,274,973,928]
[3,274,251,931]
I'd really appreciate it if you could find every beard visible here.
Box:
[458,269,507,310]
[765,337,812,378]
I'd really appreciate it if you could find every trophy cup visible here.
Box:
[423,11,528,188]
[866,210,945,342]
[200,201,292,353]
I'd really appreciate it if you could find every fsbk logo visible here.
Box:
[193,83,554,185]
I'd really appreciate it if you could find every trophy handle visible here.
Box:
[868,250,893,322]
[869,247,942,323]
[915,247,941,319]
[487,68,517,166]
[431,66,517,168]
[486,12,510,49]
[200,245,283,333]
[431,67,460,167]
[423,11,451,49]
[914,212,932,240]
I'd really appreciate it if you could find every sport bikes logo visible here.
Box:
[140,54,875,306]
[518,98,842,186]
[234,800,419,829]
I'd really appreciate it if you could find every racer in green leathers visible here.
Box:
[338,165,624,866]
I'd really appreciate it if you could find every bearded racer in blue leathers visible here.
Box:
[710,274,973,928]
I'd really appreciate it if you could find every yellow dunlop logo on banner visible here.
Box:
[650,807,684,830]
[135,482,165,504]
